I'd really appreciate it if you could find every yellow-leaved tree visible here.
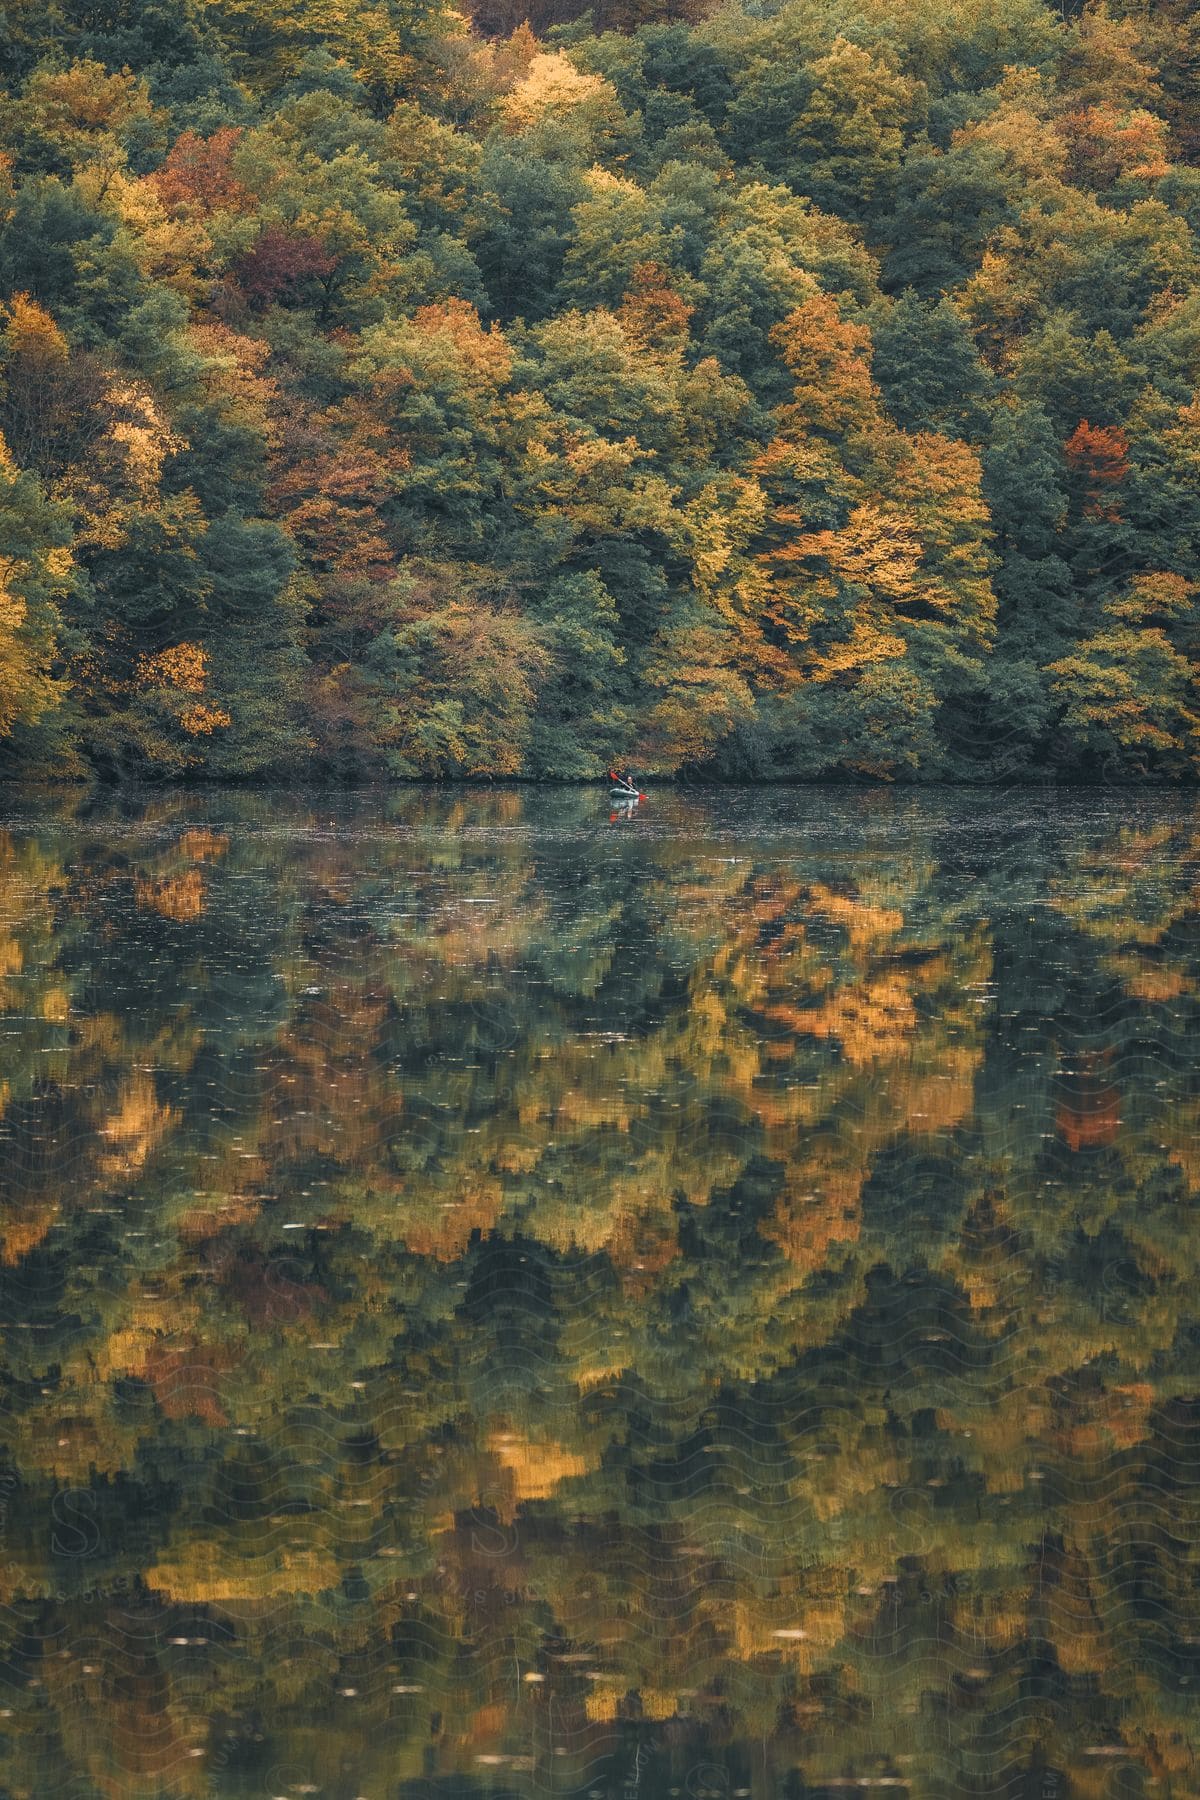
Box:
[748,291,995,775]
[0,429,74,746]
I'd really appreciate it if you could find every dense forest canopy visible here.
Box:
[0,0,1199,781]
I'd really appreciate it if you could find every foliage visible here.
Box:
[0,0,1197,780]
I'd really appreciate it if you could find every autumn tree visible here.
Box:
[0,429,74,751]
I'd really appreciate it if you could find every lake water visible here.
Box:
[1,784,1199,1799]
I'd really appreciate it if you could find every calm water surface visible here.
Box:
[1,784,1199,1799]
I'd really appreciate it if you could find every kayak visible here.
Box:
[610,786,643,799]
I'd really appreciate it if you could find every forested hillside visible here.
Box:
[0,0,1199,781]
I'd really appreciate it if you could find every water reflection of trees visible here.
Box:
[1,789,1199,1796]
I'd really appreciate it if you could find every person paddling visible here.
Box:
[608,765,639,795]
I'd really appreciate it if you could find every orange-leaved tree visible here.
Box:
[748,292,996,775]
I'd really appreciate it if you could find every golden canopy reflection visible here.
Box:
[0,785,1198,1797]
